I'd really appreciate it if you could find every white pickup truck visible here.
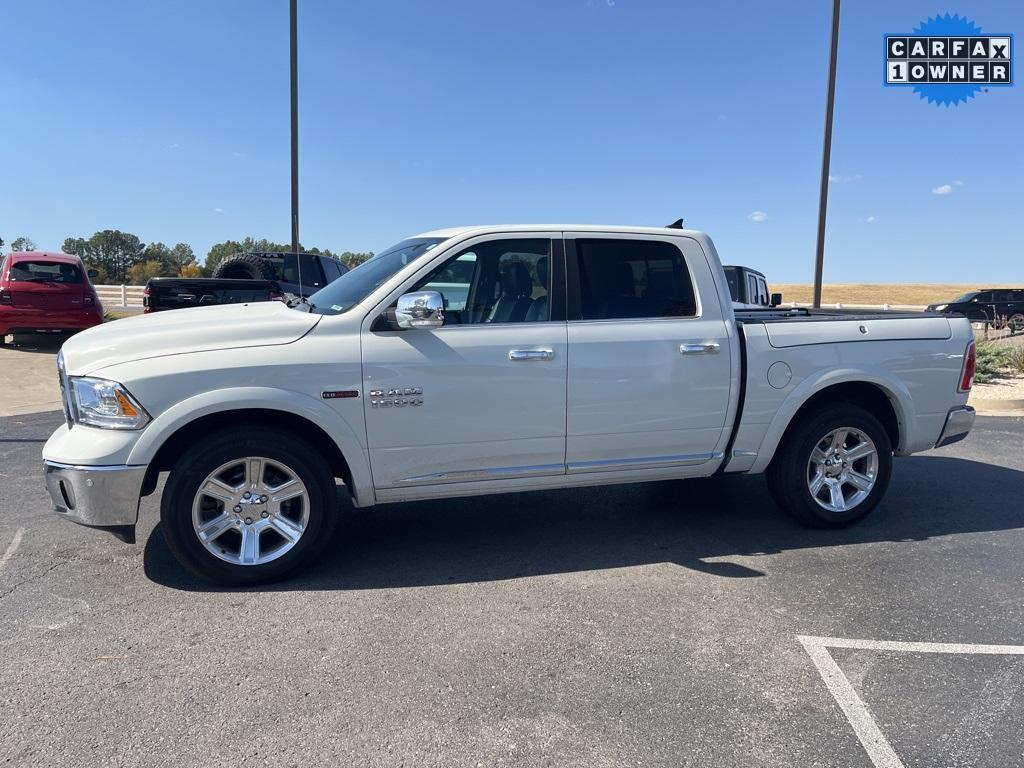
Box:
[43,225,977,584]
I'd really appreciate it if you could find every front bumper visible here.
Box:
[935,405,976,449]
[44,461,146,527]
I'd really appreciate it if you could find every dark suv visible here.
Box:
[927,289,1024,331]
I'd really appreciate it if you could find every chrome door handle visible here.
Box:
[509,348,554,361]
[679,342,720,355]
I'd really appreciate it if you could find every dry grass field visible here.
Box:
[771,283,1024,307]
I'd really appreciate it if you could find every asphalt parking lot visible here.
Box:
[2,408,1023,767]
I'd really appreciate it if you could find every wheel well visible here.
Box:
[141,408,353,496]
[782,381,901,452]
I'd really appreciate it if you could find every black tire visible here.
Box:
[1008,313,1024,334]
[766,404,892,528]
[160,427,337,585]
[212,253,277,281]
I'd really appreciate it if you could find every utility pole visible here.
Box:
[290,0,300,255]
[813,0,841,309]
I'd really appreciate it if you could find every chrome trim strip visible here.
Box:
[45,461,147,472]
[732,449,758,458]
[396,462,565,485]
[567,451,722,474]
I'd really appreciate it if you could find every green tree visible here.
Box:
[11,236,36,251]
[127,259,167,285]
[179,263,203,278]
[168,242,197,272]
[139,242,195,276]
[63,230,146,283]
[338,251,373,268]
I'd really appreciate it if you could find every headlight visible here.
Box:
[933,304,948,311]
[68,377,151,430]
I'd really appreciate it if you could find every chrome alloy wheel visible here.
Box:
[806,427,878,513]
[191,456,310,566]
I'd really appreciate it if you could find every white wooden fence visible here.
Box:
[95,284,146,309]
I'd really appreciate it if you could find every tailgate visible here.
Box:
[765,316,951,348]
[9,282,86,310]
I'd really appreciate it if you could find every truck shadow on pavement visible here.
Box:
[142,455,1024,592]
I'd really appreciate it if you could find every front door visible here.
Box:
[564,234,732,475]
[361,235,567,489]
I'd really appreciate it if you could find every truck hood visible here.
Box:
[61,302,320,376]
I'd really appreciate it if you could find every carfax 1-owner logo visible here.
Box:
[886,14,1013,106]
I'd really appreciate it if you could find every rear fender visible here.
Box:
[746,367,912,475]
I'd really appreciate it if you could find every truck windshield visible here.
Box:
[306,237,448,315]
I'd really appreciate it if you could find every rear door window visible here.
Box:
[571,239,697,320]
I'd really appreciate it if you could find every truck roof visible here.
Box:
[414,224,708,239]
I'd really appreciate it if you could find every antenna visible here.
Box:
[666,218,684,229]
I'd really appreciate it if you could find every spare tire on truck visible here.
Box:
[212,253,277,281]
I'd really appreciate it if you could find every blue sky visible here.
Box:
[2,0,1021,282]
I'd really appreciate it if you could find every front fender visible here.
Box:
[126,386,375,507]
[746,367,913,475]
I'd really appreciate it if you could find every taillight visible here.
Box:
[958,340,976,392]
[0,289,11,305]
[269,290,285,303]
[143,285,152,313]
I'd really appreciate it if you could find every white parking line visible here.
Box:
[0,527,25,573]
[799,635,1024,768]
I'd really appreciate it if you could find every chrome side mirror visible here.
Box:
[394,291,445,329]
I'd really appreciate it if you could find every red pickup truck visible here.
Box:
[0,251,104,345]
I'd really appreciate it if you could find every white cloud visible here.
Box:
[747,210,768,223]
[828,173,862,184]
[213,207,223,213]
[955,180,964,186]
[865,215,877,224]
[932,184,953,195]
[168,142,180,149]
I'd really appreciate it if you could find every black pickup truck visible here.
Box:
[143,278,285,313]
[144,252,351,313]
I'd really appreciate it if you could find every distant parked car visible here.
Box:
[927,289,1024,332]
[722,265,782,308]
[211,252,349,298]
[0,251,103,345]
[144,277,286,313]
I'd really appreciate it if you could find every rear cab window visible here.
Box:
[569,238,697,320]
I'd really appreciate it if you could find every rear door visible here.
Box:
[5,259,87,310]
[564,234,732,475]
